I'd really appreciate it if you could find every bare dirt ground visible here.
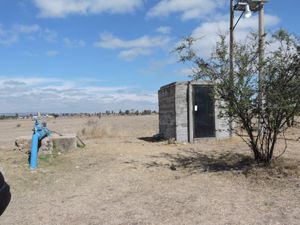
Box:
[0,115,299,225]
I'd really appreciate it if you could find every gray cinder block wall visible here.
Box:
[158,81,231,142]
[158,82,176,139]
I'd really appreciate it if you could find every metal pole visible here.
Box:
[229,0,234,137]
[258,2,265,132]
[258,2,264,98]
[230,0,234,79]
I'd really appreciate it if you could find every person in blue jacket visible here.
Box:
[0,172,11,216]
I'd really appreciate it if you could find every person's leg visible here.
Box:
[0,172,11,216]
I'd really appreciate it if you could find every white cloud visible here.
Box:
[0,35,18,45]
[179,67,194,76]
[13,24,40,34]
[0,77,59,86]
[46,50,60,57]
[0,24,21,45]
[0,24,58,45]
[33,0,144,18]
[42,28,58,42]
[63,38,86,48]
[119,48,153,61]
[190,14,280,58]
[147,0,226,20]
[156,26,172,34]
[0,76,157,112]
[95,32,170,49]
[94,32,171,60]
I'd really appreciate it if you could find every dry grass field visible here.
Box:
[0,115,299,225]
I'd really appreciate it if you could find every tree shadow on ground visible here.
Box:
[145,148,255,173]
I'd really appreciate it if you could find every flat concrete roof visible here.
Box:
[159,80,213,91]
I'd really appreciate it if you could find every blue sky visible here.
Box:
[0,0,299,113]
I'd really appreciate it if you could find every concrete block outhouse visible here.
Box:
[158,81,231,142]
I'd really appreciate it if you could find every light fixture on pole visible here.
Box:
[244,3,252,18]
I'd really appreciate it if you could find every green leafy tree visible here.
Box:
[175,30,300,164]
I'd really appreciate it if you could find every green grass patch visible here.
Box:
[39,154,54,163]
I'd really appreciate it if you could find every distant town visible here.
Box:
[0,110,158,120]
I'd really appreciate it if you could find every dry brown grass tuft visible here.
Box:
[78,118,122,139]
[246,158,300,179]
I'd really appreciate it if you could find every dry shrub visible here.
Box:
[239,153,299,181]
[78,118,121,139]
